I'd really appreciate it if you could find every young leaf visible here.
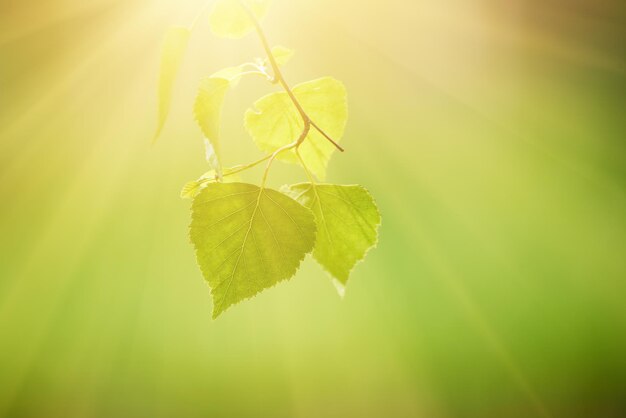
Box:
[271,46,294,67]
[285,184,380,287]
[209,0,270,39]
[154,26,191,142]
[193,77,230,166]
[181,169,221,200]
[211,65,254,88]
[211,65,249,84]
[245,77,347,180]
[190,182,316,318]
[180,167,242,199]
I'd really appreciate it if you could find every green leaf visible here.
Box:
[211,65,251,88]
[190,182,317,318]
[193,77,230,166]
[285,184,380,287]
[182,180,209,200]
[211,65,249,83]
[180,168,242,200]
[271,46,294,67]
[245,77,347,180]
[154,26,190,142]
[209,0,270,39]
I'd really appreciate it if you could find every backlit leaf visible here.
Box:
[244,77,347,180]
[209,0,270,39]
[190,182,316,318]
[193,77,230,166]
[211,65,249,83]
[181,168,242,199]
[285,184,380,287]
[154,26,190,142]
[271,46,294,67]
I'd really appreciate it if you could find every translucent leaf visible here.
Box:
[271,46,294,67]
[190,183,317,318]
[209,0,270,39]
[181,168,241,199]
[212,63,271,87]
[285,184,380,286]
[181,178,212,200]
[211,65,248,83]
[154,26,190,142]
[193,77,230,165]
[245,77,347,180]
[211,65,250,88]
[181,181,200,199]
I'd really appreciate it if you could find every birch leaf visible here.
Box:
[285,184,380,286]
[244,77,347,180]
[190,182,316,318]
[209,0,270,39]
[271,46,294,67]
[154,26,190,142]
[193,77,230,165]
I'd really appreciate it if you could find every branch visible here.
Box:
[239,1,344,153]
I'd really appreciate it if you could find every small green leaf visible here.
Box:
[271,46,294,67]
[181,179,210,200]
[211,65,248,83]
[181,168,241,199]
[211,65,251,88]
[154,26,190,142]
[245,77,347,180]
[193,77,230,166]
[209,0,270,39]
[190,182,317,318]
[285,184,380,286]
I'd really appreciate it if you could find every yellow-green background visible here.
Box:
[1,1,625,417]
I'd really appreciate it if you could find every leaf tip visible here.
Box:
[333,278,346,299]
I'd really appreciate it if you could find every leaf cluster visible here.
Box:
[154,0,381,318]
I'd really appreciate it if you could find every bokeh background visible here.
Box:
[1,0,625,417]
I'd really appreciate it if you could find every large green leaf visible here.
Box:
[193,77,230,165]
[154,26,190,142]
[209,0,270,39]
[190,183,317,318]
[285,184,380,288]
[245,77,347,180]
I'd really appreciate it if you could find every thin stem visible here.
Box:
[226,155,272,176]
[310,121,345,152]
[262,141,298,186]
[243,7,308,124]
[194,153,272,187]
[260,106,311,185]
[296,150,316,185]
[239,1,344,153]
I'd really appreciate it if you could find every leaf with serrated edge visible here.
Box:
[245,77,347,180]
[271,46,294,66]
[154,26,190,142]
[285,184,380,287]
[190,182,316,318]
[194,77,230,165]
[209,0,270,39]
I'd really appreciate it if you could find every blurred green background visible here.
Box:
[1,1,625,417]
